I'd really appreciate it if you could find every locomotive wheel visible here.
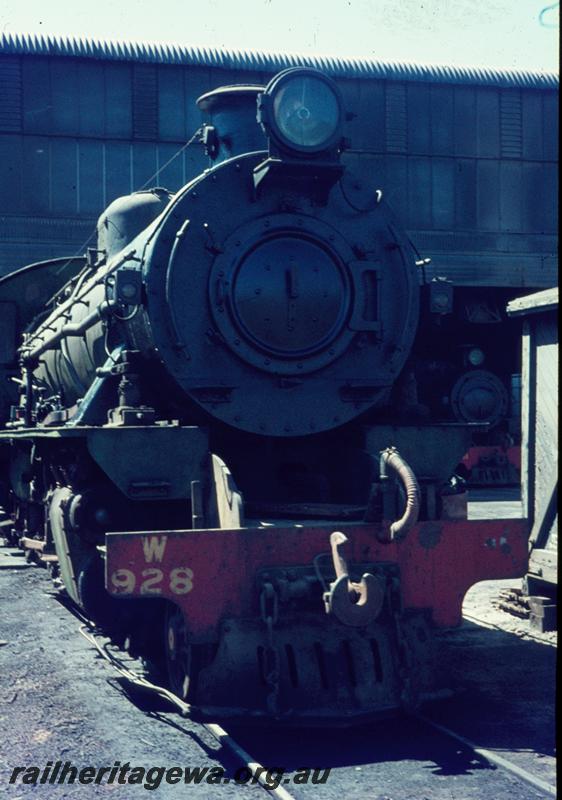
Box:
[165,604,194,701]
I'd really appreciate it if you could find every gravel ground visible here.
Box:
[0,567,257,799]
[0,489,556,798]
[430,581,556,786]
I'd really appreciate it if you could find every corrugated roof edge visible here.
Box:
[0,32,558,90]
[507,287,559,316]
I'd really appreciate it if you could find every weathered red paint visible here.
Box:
[462,445,521,472]
[105,518,528,635]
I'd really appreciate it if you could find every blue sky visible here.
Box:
[0,0,559,73]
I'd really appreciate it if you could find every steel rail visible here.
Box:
[414,712,556,797]
[77,624,297,800]
[463,611,557,647]
[63,595,555,800]
[79,618,556,800]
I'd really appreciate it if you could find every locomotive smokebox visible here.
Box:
[144,159,420,435]
[197,85,266,163]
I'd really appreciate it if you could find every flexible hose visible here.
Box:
[379,447,420,542]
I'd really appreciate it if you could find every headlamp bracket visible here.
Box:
[252,157,344,203]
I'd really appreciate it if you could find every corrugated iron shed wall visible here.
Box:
[0,33,558,285]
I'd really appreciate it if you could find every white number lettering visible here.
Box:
[111,569,136,594]
[140,568,164,594]
[110,566,193,596]
[169,567,194,595]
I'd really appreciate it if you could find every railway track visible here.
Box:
[0,550,555,799]
[1,489,555,799]
[74,609,555,800]
[77,622,296,800]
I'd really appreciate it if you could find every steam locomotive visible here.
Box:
[0,67,527,721]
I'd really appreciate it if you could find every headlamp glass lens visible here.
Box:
[272,76,340,149]
[468,347,485,366]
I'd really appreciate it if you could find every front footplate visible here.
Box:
[105,518,528,721]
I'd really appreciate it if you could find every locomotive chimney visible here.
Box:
[197,85,267,164]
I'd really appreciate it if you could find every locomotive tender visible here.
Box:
[0,67,528,721]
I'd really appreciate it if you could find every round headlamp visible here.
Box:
[258,67,344,156]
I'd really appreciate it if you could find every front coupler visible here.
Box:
[104,517,528,721]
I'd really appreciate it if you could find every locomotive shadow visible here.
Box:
[110,675,493,779]
[228,622,555,778]
[228,715,494,778]
[53,575,555,780]
[429,620,556,759]
[109,677,259,780]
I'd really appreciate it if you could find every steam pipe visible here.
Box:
[22,249,138,354]
[379,447,420,542]
[21,300,117,364]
